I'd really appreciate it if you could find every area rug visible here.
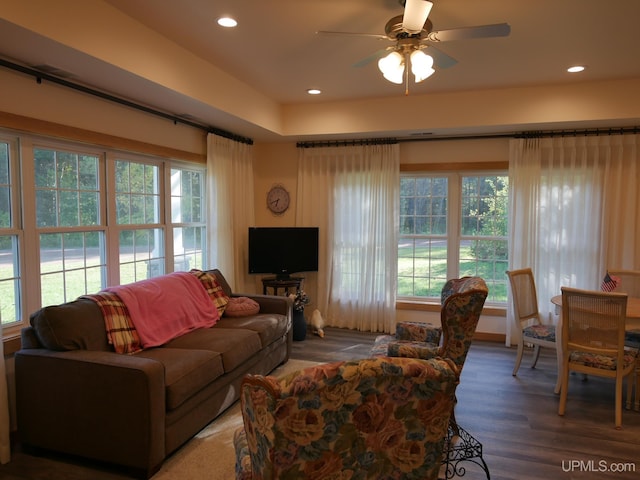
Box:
[151,359,320,480]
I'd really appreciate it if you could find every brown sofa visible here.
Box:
[14,269,292,478]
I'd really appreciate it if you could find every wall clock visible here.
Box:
[266,184,290,215]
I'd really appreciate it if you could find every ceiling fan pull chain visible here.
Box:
[405,52,410,96]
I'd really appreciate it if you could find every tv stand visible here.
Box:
[262,276,304,296]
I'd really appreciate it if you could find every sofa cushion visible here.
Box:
[215,314,289,348]
[29,298,111,352]
[164,327,262,372]
[135,348,224,410]
[224,297,260,317]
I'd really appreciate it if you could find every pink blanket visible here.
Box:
[105,272,219,348]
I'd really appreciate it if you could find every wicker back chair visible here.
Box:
[558,287,638,428]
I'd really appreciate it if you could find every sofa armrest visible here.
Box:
[233,293,293,318]
[15,348,166,477]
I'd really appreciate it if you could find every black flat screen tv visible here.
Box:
[248,227,319,279]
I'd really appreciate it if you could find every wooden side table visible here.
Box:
[262,276,304,296]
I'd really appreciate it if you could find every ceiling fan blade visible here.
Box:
[424,46,458,69]
[352,48,393,68]
[402,0,433,34]
[427,23,511,42]
[316,30,388,40]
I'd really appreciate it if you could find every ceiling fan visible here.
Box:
[317,0,510,94]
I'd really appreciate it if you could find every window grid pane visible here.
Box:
[115,160,160,225]
[398,176,449,298]
[170,167,205,272]
[0,143,11,228]
[119,228,164,283]
[0,235,20,325]
[40,231,106,306]
[34,148,100,228]
[173,226,205,271]
[460,175,509,303]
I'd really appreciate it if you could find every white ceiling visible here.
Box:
[2,0,640,141]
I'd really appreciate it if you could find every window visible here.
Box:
[0,129,207,337]
[35,146,106,306]
[170,166,206,272]
[0,137,21,327]
[115,158,164,283]
[399,171,508,303]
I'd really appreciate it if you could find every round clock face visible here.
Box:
[267,185,290,215]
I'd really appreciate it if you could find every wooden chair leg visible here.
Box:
[512,340,524,376]
[531,344,541,368]
[558,363,570,417]
[615,375,623,429]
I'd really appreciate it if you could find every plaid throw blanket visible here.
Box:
[83,291,142,354]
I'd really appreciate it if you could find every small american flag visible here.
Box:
[601,272,620,292]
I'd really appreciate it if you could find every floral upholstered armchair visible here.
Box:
[371,277,488,432]
[372,277,488,371]
[234,356,459,480]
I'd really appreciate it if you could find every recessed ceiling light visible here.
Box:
[567,65,585,73]
[217,17,237,28]
[307,89,321,95]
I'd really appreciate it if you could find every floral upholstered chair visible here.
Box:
[233,356,459,480]
[372,277,488,430]
[372,277,488,371]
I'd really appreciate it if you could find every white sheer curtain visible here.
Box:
[296,143,399,333]
[206,133,255,292]
[507,134,640,344]
[1,319,10,464]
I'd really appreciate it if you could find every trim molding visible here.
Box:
[3,336,21,356]
[400,161,509,172]
[0,111,206,164]
[396,301,506,318]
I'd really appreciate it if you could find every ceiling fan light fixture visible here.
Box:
[378,51,405,84]
[410,50,434,82]
[402,0,433,34]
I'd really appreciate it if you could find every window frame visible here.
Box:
[0,134,23,338]
[0,129,207,339]
[398,162,509,306]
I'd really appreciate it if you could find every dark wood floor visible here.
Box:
[2,328,639,479]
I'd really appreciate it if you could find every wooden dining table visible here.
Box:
[550,294,640,394]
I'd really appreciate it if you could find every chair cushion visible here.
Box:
[523,324,556,342]
[371,335,440,359]
[395,321,442,343]
[569,349,638,371]
[370,335,394,356]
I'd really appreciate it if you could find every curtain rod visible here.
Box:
[513,126,640,138]
[296,126,640,147]
[0,58,254,145]
[296,137,398,148]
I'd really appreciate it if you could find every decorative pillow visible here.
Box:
[190,269,229,315]
[224,297,260,317]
